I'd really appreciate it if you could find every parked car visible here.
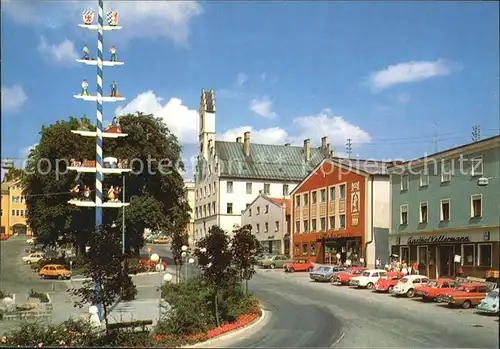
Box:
[39,264,72,280]
[310,266,345,282]
[140,258,167,271]
[26,237,37,245]
[476,289,499,315]
[349,269,388,289]
[284,259,314,272]
[260,255,292,269]
[25,243,45,254]
[392,275,430,298]
[414,278,456,301]
[331,267,367,285]
[253,253,273,263]
[22,252,45,264]
[153,237,169,244]
[373,271,406,293]
[438,283,490,309]
[1,234,10,241]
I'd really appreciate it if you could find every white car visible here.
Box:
[393,275,430,298]
[26,237,37,245]
[22,252,45,264]
[349,269,387,289]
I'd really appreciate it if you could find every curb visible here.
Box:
[182,309,268,348]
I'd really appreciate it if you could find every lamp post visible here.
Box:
[150,253,171,321]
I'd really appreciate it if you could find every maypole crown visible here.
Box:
[82,10,95,25]
[106,11,119,26]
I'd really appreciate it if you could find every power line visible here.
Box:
[345,138,352,159]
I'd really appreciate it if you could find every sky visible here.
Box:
[2,1,499,179]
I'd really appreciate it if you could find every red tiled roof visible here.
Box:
[269,198,291,215]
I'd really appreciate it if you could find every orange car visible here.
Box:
[438,283,490,309]
[39,264,72,280]
[284,259,314,272]
[414,278,456,301]
[331,267,367,285]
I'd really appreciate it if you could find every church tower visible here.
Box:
[199,89,216,159]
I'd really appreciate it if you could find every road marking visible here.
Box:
[330,332,345,347]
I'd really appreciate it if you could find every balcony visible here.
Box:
[339,200,346,213]
[295,207,300,218]
[311,204,317,216]
[303,207,309,217]
[319,203,326,216]
[328,201,335,215]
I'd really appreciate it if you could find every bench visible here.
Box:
[107,320,153,332]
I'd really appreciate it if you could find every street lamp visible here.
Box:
[111,222,117,228]
[477,176,499,187]
[158,272,172,322]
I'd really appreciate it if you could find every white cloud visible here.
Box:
[237,73,248,86]
[219,109,371,151]
[249,97,277,119]
[37,36,78,64]
[2,85,27,113]
[115,91,198,144]
[369,59,461,91]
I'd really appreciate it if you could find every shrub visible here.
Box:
[28,289,50,303]
[0,290,12,299]
[120,278,138,301]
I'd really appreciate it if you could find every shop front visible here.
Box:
[390,228,499,279]
[259,235,282,255]
[316,235,363,265]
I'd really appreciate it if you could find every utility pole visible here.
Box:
[433,121,439,153]
[346,139,352,159]
[472,125,481,142]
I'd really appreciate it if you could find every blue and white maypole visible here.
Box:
[70,0,129,322]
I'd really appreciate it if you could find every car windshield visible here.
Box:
[488,290,499,298]
[317,267,330,272]
[399,278,409,284]
[455,286,473,292]
[427,281,438,287]
[362,271,371,277]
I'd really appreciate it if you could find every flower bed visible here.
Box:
[152,309,262,346]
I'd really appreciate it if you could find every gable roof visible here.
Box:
[290,157,393,196]
[1,179,21,193]
[269,198,291,215]
[242,194,291,215]
[214,141,327,181]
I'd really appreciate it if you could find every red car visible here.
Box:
[140,259,167,271]
[414,278,456,301]
[437,283,490,309]
[331,267,367,285]
[284,259,314,272]
[0,234,10,241]
[373,271,406,293]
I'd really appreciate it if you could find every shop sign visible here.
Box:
[268,235,275,240]
[406,235,470,245]
[319,232,354,240]
[350,181,360,227]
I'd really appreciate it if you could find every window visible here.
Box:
[212,202,216,214]
[275,221,279,232]
[339,184,346,200]
[256,224,260,233]
[441,161,452,182]
[295,195,301,207]
[420,171,429,187]
[257,207,260,215]
[295,244,300,255]
[412,279,422,284]
[310,244,316,256]
[461,244,474,267]
[339,214,346,229]
[320,217,326,231]
[227,181,233,193]
[295,221,300,234]
[440,199,450,221]
[265,223,269,233]
[246,182,252,194]
[16,210,20,216]
[470,194,482,218]
[302,243,309,256]
[303,193,309,206]
[11,210,15,216]
[401,175,409,191]
[249,208,252,216]
[282,184,289,196]
[226,203,233,214]
[329,186,336,200]
[470,156,483,177]
[320,189,326,203]
[478,243,492,267]
[329,216,335,230]
[312,191,317,204]
[311,219,317,232]
[265,205,269,214]
[303,220,309,233]
[419,202,428,223]
[400,205,408,225]
[264,183,270,195]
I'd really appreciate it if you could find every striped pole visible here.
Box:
[95,0,104,321]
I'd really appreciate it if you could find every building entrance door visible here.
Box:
[437,245,454,277]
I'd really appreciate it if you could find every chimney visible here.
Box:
[330,148,336,157]
[321,136,328,149]
[236,137,242,143]
[304,139,311,162]
[244,131,251,157]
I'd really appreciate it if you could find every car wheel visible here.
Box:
[307,267,313,272]
[270,264,275,269]
[27,261,31,264]
[406,288,415,298]
[289,268,295,273]
[461,300,472,309]
[366,282,374,290]
[388,285,394,292]
[58,275,63,280]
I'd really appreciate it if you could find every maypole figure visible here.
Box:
[109,46,117,62]
[82,44,91,60]
[110,81,118,97]
[81,79,89,96]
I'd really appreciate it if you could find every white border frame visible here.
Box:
[460,244,475,267]
[319,187,327,203]
[440,198,451,221]
[419,171,429,187]
[400,204,409,225]
[400,246,410,262]
[295,194,301,208]
[311,190,318,205]
[339,213,346,230]
[339,183,347,200]
[477,243,493,268]
[441,160,452,183]
[470,156,484,177]
[400,174,409,191]
[416,245,428,265]
[328,185,336,201]
[419,201,428,223]
[470,194,483,218]
[328,215,335,231]
[311,218,317,232]
[303,192,309,207]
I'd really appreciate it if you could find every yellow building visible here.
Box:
[1,179,32,236]
[184,180,195,246]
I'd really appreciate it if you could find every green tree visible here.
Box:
[231,224,262,294]
[3,167,24,182]
[70,224,137,332]
[21,113,191,255]
[194,226,235,326]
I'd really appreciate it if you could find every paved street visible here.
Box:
[229,269,499,348]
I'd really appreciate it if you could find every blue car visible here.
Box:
[477,289,499,315]
[309,266,345,282]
